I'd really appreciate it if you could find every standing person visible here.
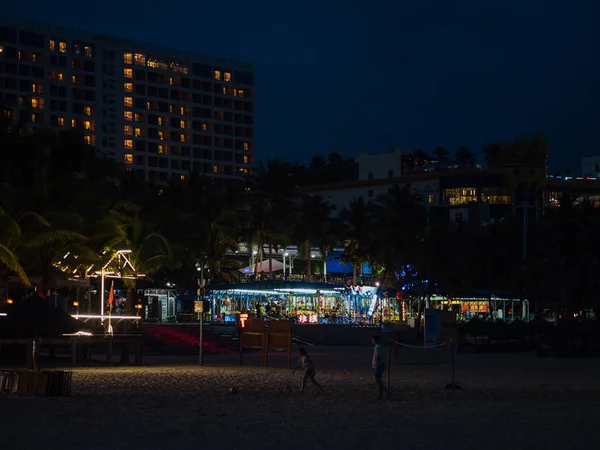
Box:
[293,348,324,394]
[255,302,261,318]
[372,335,388,400]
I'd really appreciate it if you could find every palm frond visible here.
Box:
[0,243,30,286]
[24,229,88,248]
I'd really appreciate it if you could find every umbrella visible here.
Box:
[238,259,284,274]
[0,296,89,339]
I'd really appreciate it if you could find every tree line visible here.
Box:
[0,121,597,320]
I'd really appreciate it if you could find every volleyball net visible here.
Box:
[386,339,460,390]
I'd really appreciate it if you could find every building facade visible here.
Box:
[0,16,254,182]
[301,150,600,228]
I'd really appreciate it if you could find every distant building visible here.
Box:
[0,15,255,183]
[581,156,600,178]
[301,148,600,229]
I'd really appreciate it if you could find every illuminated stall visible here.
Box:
[208,281,395,325]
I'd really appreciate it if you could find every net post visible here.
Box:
[451,337,455,387]
[387,341,392,391]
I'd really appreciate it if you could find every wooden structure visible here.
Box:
[440,311,458,344]
[265,320,292,368]
[0,334,143,367]
[239,318,267,366]
[239,319,293,368]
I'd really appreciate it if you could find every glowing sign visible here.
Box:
[297,314,318,324]
[402,302,406,322]
[239,313,249,328]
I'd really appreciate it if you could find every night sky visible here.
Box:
[5,1,600,172]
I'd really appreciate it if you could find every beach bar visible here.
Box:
[207,281,395,326]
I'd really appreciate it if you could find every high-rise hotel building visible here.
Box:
[0,16,254,182]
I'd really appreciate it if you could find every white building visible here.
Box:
[303,148,439,217]
[0,15,255,183]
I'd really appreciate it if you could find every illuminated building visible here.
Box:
[0,16,254,182]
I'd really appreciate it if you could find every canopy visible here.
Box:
[239,259,284,274]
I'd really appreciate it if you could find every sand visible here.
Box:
[2,347,600,450]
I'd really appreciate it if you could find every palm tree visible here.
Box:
[339,197,376,284]
[0,207,30,286]
[455,146,475,168]
[432,146,450,164]
[100,202,177,314]
[294,195,333,281]
[411,149,430,169]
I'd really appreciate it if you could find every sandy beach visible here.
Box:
[2,347,600,450]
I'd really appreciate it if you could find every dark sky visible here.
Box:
[5,0,600,172]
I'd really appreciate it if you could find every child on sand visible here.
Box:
[372,335,388,400]
[293,348,324,394]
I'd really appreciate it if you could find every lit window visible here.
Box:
[84,120,93,131]
[32,54,37,63]
[31,83,38,93]
[134,53,145,65]
[124,97,133,107]
[243,142,249,151]
[157,117,164,126]
[18,51,21,60]
[31,114,37,123]
[18,97,24,105]
[124,68,133,78]
[84,106,91,116]
[84,46,92,57]
[147,101,152,110]
[224,72,231,82]
[169,105,173,113]
[243,156,249,164]
[124,140,133,150]
[214,70,221,80]
[72,75,77,84]
[124,125,133,135]
[84,135,95,146]
[58,117,65,126]
[444,188,478,205]
[31,98,40,109]
[59,41,67,53]
[169,77,174,85]
[233,89,238,97]
[180,134,186,143]
[134,113,141,122]
[222,86,227,95]
[123,52,133,64]
[124,111,133,121]
[238,89,245,97]
[180,106,185,115]
[201,123,207,132]
[71,119,77,127]
[158,144,166,154]
[49,40,55,51]
[134,127,141,137]
[179,120,185,129]
[124,83,133,92]
[124,154,134,164]
[180,174,186,181]
[158,131,164,140]
[56,72,65,82]
[213,164,219,173]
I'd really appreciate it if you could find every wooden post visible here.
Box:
[107,337,113,365]
[70,339,77,365]
[263,332,269,367]
[239,331,244,366]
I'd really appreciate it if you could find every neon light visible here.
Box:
[72,314,140,320]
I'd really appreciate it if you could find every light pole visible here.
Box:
[283,252,289,279]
